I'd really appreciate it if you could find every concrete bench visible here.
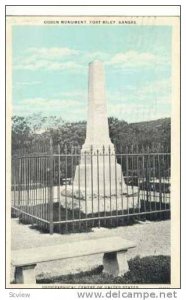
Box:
[11,236,136,284]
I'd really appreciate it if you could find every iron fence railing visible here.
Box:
[11,141,170,234]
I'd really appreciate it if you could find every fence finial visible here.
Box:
[102,145,105,154]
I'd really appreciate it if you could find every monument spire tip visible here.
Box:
[89,59,103,65]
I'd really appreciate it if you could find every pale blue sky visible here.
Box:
[12,25,172,122]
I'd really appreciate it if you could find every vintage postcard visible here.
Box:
[6,6,180,289]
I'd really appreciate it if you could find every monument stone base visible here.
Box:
[73,162,127,197]
[60,185,139,214]
[73,143,127,197]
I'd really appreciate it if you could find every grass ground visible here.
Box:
[37,255,170,284]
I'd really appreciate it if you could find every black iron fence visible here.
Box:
[11,140,170,234]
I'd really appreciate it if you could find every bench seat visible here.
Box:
[12,236,136,284]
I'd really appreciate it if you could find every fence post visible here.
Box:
[49,138,54,234]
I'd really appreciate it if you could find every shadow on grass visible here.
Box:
[37,255,170,285]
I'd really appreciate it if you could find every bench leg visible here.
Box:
[103,251,129,277]
[14,264,36,284]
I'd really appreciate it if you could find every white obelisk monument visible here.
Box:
[73,60,126,196]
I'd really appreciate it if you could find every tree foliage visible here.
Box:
[12,114,171,154]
